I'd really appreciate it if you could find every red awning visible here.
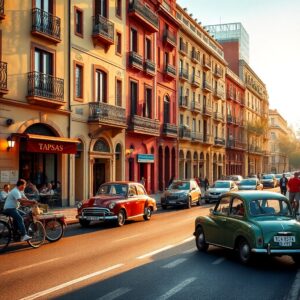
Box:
[16,133,80,154]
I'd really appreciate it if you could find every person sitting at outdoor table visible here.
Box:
[24,181,39,200]
[39,183,54,196]
[0,184,10,202]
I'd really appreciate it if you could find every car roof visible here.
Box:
[214,180,234,183]
[224,191,287,201]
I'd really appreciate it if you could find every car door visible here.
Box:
[136,184,147,215]
[127,184,138,216]
[190,180,198,203]
[206,196,231,245]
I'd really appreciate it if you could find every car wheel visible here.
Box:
[79,219,91,228]
[292,255,300,265]
[187,197,192,209]
[238,238,252,264]
[195,226,209,252]
[143,207,152,221]
[161,205,167,210]
[116,210,126,227]
[197,195,201,206]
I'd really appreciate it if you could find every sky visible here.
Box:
[177,0,300,127]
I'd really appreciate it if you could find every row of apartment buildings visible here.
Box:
[0,1,288,206]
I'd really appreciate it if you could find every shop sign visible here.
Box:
[26,140,77,154]
[137,154,154,163]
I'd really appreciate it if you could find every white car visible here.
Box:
[204,180,238,203]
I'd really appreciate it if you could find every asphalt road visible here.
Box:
[0,187,299,300]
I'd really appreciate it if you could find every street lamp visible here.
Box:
[7,135,15,151]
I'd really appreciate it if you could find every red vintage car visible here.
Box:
[77,181,157,227]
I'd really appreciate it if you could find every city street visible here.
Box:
[1,189,300,300]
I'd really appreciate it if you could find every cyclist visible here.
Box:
[3,179,37,241]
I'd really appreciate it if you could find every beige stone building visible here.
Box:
[267,109,290,173]
[176,5,227,183]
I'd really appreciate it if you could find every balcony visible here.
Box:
[92,14,114,47]
[129,115,160,136]
[191,50,200,63]
[227,114,235,124]
[163,29,177,49]
[191,75,201,88]
[214,66,223,78]
[31,8,61,43]
[202,57,211,70]
[0,61,8,95]
[235,140,247,150]
[179,41,188,56]
[179,96,188,109]
[164,63,176,80]
[179,67,189,81]
[129,51,143,71]
[179,126,191,140]
[202,105,212,117]
[214,137,225,147]
[144,59,156,76]
[27,71,64,108]
[191,101,202,114]
[213,88,225,99]
[128,0,159,33]
[202,134,213,145]
[227,139,247,150]
[202,80,212,93]
[88,102,127,132]
[213,112,224,122]
[226,91,235,101]
[0,0,5,20]
[162,123,178,138]
[191,131,203,143]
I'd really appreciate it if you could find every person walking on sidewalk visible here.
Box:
[279,173,289,196]
[287,172,300,215]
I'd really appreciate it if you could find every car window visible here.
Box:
[170,181,190,190]
[191,181,197,189]
[97,184,128,195]
[213,181,230,188]
[215,196,231,216]
[240,179,256,185]
[136,184,146,195]
[249,198,292,216]
[128,185,137,196]
[230,198,245,217]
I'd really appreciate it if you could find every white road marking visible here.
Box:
[176,236,194,245]
[20,264,124,300]
[114,234,141,242]
[162,258,187,269]
[1,258,61,275]
[157,277,196,300]
[97,287,131,300]
[137,245,174,259]
[212,257,225,265]
[286,268,300,300]
[183,248,195,254]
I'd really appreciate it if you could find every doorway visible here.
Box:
[93,159,105,195]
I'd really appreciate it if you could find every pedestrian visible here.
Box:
[140,177,145,186]
[287,172,300,215]
[204,177,209,191]
[279,173,289,196]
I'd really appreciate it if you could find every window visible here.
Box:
[130,28,138,52]
[74,7,83,37]
[116,0,122,18]
[34,48,53,74]
[116,79,122,106]
[130,81,138,115]
[163,95,170,124]
[128,185,137,196]
[180,114,183,125]
[157,47,161,67]
[145,38,152,60]
[116,32,122,55]
[95,69,107,102]
[215,196,231,216]
[75,63,83,100]
[144,87,152,118]
[95,0,107,17]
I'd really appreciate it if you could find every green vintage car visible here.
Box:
[194,191,300,264]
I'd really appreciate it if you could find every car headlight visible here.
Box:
[108,202,116,209]
[77,201,83,209]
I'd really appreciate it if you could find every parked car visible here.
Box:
[261,174,278,188]
[194,191,300,264]
[204,180,238,203]
[160,179,201,209]
[77,181,157,227]
[238,178,263,190]
[225,175,243,185]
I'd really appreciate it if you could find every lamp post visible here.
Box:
[7,135,15,151]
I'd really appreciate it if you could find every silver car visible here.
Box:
[204,180,238,203]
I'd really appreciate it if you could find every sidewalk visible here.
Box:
[48,193,163,225]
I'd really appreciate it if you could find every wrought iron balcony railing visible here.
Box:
[0,61,8,92]
[214,137,225,146]
[191,101,202,113]
[128,0,159,32]
[214,66,223,78]
[191,49,200,63]
[27,71,64,102]
[92,14,114,45]
[179,126,191,140]
[179,67,189,81]
[129,51,143,70]
[191,75,201,88]
[88,102,127,128]
[129,114,160,136]
[31,8,61,42]
[191,131,203,142]
[162,123,178,137]
[203,134,213,144]
[202,80,212,92]
[202,57,211,69]
[202,105,212,117]
[179,41,188,55]
[179,96,188,108]
[144,59,156,76]
[163,29,177,48]
[164,63,176,79]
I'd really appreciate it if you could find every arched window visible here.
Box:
[115,143,122,160]
[93,139,110,152]
[163,95,170,124]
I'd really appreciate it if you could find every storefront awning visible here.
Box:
[16,133,80,154]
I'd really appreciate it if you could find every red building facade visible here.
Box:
[225,68,247,176]
[125,0,179,193]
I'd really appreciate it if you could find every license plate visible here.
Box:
[274,236,295,244]
[85,216,101,221]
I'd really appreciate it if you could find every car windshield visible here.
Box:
[262,175,274,179]
[169,181,190,190]
[275,174,282,178]
[97,184,128,196]
[213,182,230,188]
[249,198,292,217]
[240,179,256,185]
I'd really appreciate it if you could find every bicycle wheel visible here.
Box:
[45,220,64,242]
[27,221,46,248]
[0,220,11,252]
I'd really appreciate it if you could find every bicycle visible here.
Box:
[0,208,46,252]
